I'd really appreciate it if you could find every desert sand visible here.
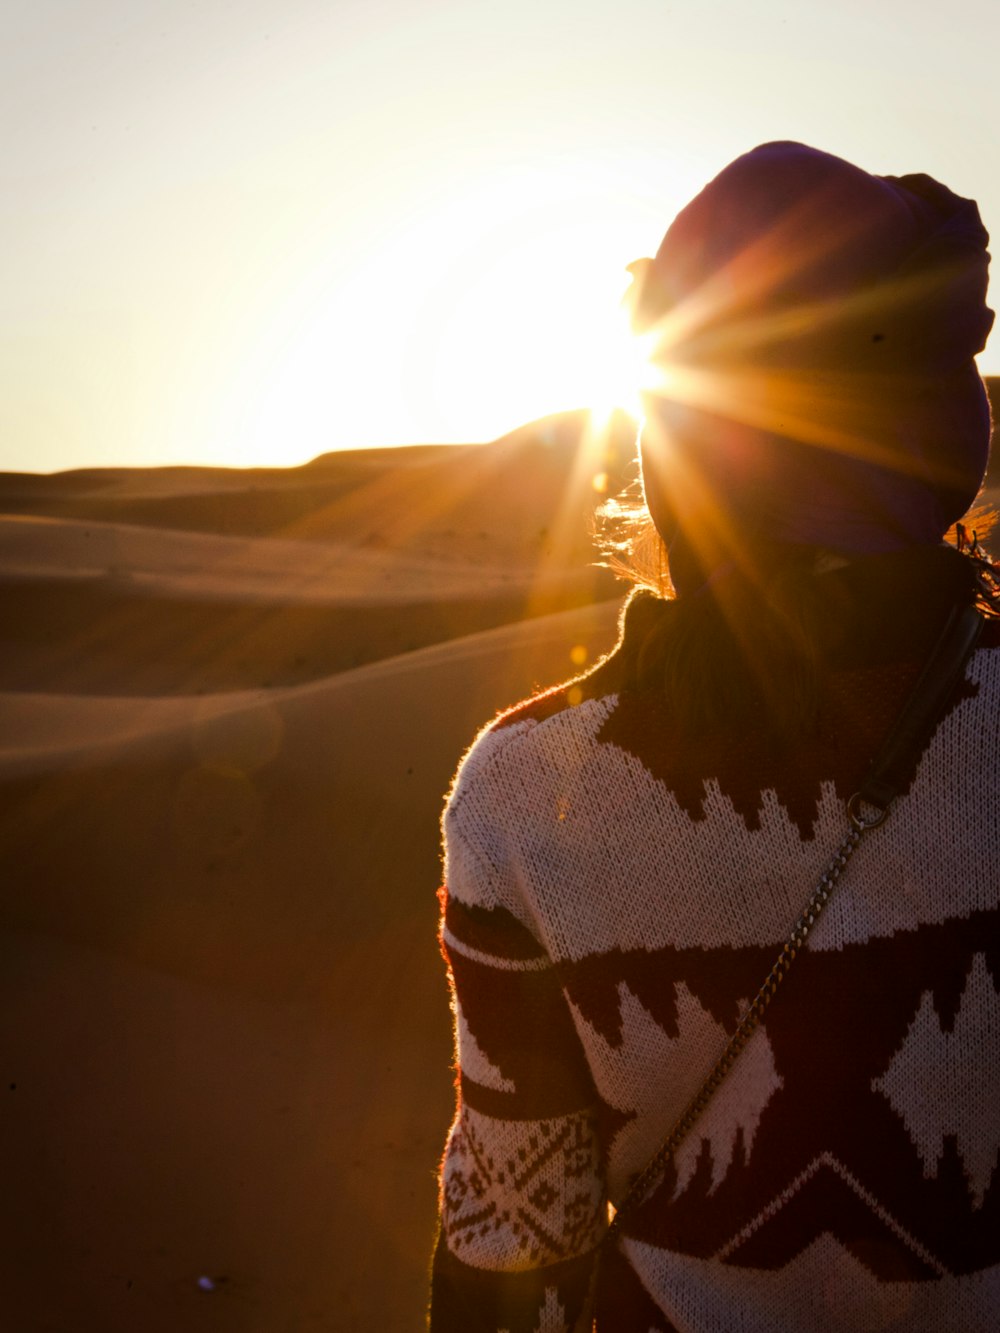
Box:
[0,410,637,1332]
[2,391,996,1332]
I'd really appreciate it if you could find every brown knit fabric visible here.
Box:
[429,574,1000,1332]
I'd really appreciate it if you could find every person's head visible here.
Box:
[624,141,994,598]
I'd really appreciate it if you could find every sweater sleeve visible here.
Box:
[429,729,607,1333]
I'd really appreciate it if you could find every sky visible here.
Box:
[2,0,998,473]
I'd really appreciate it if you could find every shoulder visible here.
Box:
[489,589,668,730]
[448,589,665,788]
[442,593,667,872]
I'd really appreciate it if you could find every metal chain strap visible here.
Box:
[605,798,886,1244]
[603,602,983,1247]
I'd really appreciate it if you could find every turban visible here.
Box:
[633,142,994,595]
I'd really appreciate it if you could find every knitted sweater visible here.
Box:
[429,555,1000,1332]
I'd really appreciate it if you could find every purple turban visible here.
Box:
[633,142,994,595]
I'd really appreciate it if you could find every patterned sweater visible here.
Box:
[430,556,1000,1332]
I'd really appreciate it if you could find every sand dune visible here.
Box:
[0,599,621,1332]
[0,599,619,772]
[0,414,636,696]
[1,388,995,1331]
[0,413,629,1332]
[0,412,638,560]
[0,514,527,600]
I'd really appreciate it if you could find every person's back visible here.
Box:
[429,142,998,1331]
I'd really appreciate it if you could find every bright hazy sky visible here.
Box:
[3,0,998,473]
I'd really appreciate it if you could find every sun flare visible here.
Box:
[206,190,668,467]
[431,222,664,439]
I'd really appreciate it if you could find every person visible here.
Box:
[428,142,998,1331]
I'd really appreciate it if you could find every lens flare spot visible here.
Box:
[569,644,588,667]
[566,685,584,707]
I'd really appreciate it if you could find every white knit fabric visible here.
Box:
[431,626,1000,1332]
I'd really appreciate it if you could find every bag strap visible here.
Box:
[606,601,985,1243]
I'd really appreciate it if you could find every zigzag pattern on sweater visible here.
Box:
[430,608,1000,1332]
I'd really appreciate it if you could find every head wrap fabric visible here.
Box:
[633,141,994,595]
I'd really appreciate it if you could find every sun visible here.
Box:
[203,192,666,465]
[585,320,664,430]
[429,215,664,439]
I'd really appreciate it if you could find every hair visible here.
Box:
[595,481,998,741]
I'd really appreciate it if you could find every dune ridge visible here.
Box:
[0,412,637,697]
